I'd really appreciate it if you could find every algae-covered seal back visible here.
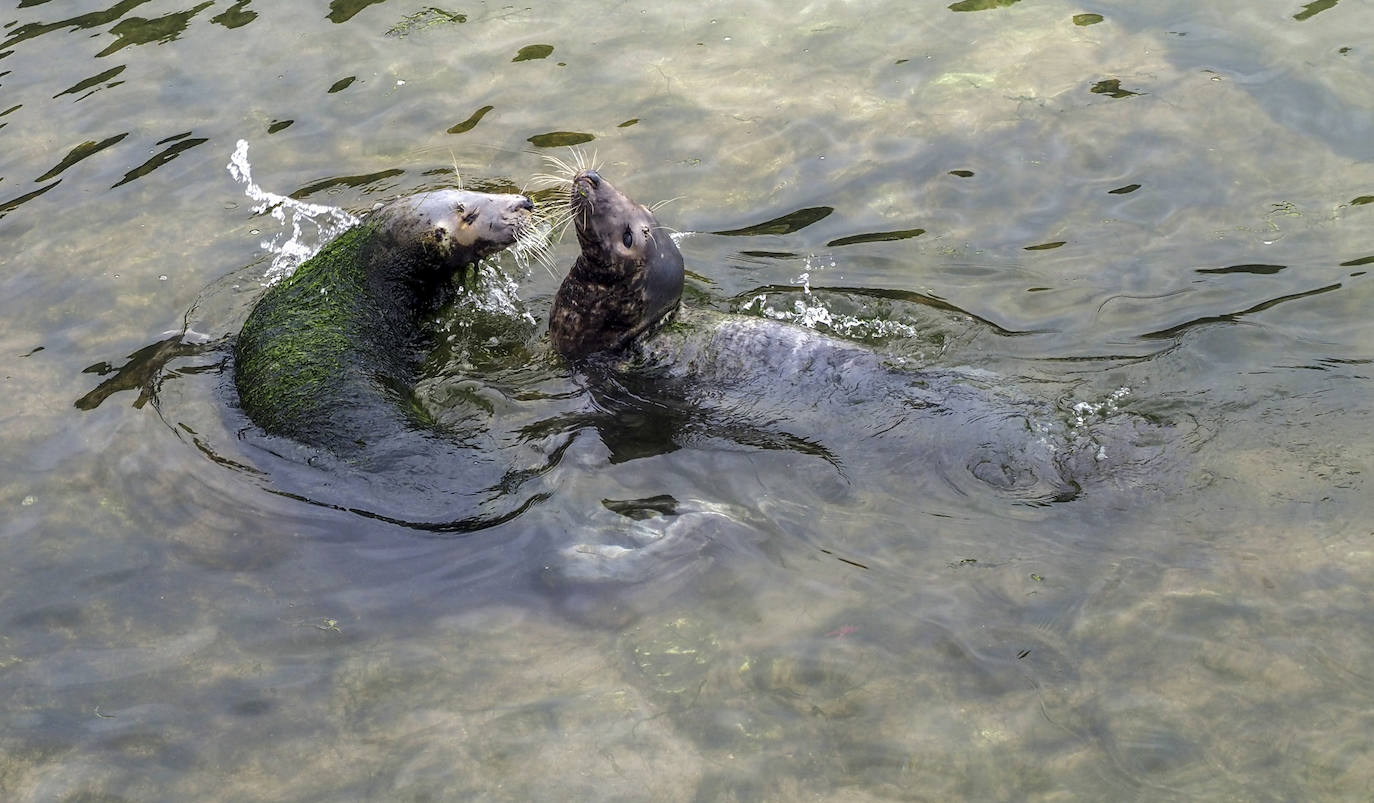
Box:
[234,189,534,450]
[549,170,684,359]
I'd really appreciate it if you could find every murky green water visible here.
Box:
[4,1,1374,799]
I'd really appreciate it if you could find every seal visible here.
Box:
[549,169,685,359]
[234,189,535,451]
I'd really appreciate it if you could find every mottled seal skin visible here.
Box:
[234,189,534,450]
[549,170,685,359]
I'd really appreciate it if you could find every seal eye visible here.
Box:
[622,228,634,248]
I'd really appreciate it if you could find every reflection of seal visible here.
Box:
[234,189,534,450]
[549,170,684,359]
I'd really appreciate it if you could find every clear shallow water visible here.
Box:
[3,1,1374,799]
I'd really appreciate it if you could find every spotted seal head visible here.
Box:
[234,189,535,449]
[549,170,685,359]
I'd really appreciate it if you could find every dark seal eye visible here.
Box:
[622,228,634,248]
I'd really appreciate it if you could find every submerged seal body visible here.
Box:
[536,165,1180,508]
[234,189,534,450]
[549,170,684,359]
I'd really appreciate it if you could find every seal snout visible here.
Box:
[572,170,602,201]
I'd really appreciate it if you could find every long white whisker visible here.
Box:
[448,150,463,188]
[529,172,573,189]
[545,153,575,177]
[512,221,558,278]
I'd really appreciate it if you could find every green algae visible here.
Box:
[234,223,401,445]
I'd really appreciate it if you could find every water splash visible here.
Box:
[454,262,537,326]
[1063,386,1134,461]
[226,139,359,286]
[739,254,923,340]
[1068,386,1132,428]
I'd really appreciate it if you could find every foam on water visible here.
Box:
[1069,386,1132,428]
[738,255,923,341]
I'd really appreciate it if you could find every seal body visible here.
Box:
[234,189,534,450]
[549,170,684,359]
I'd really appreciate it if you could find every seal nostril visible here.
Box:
[584,170,601,188]
[517,196,534,211]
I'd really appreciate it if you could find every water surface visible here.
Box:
[3,1,1374,799]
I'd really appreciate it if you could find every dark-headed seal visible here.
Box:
[549,170,684,359]
[535,164,1186,510]
[234,189,535,450]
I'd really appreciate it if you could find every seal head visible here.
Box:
[549,170,685,359]
[234,189,534,449]
[364,190,536,313]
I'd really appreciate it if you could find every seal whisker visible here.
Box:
[448,150,463,189]
[536,206,576,244]
[648,197,684,212]
[516,234,558,277]
[577,193,595,233]
[529,172,573,189]
[536,196,575,231]
[544,157,576,179]
[537,204,571,225]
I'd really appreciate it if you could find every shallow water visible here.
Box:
[4,1,1374,800]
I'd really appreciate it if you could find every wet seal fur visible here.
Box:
[234,189,534,451]
[537,165,1185,510]
[549,170,684,359]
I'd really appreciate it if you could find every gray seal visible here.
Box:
[234,189,535,450]
[549,169,684,359]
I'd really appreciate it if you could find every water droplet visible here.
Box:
[158,275,168,281]
[21,495,35,506]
